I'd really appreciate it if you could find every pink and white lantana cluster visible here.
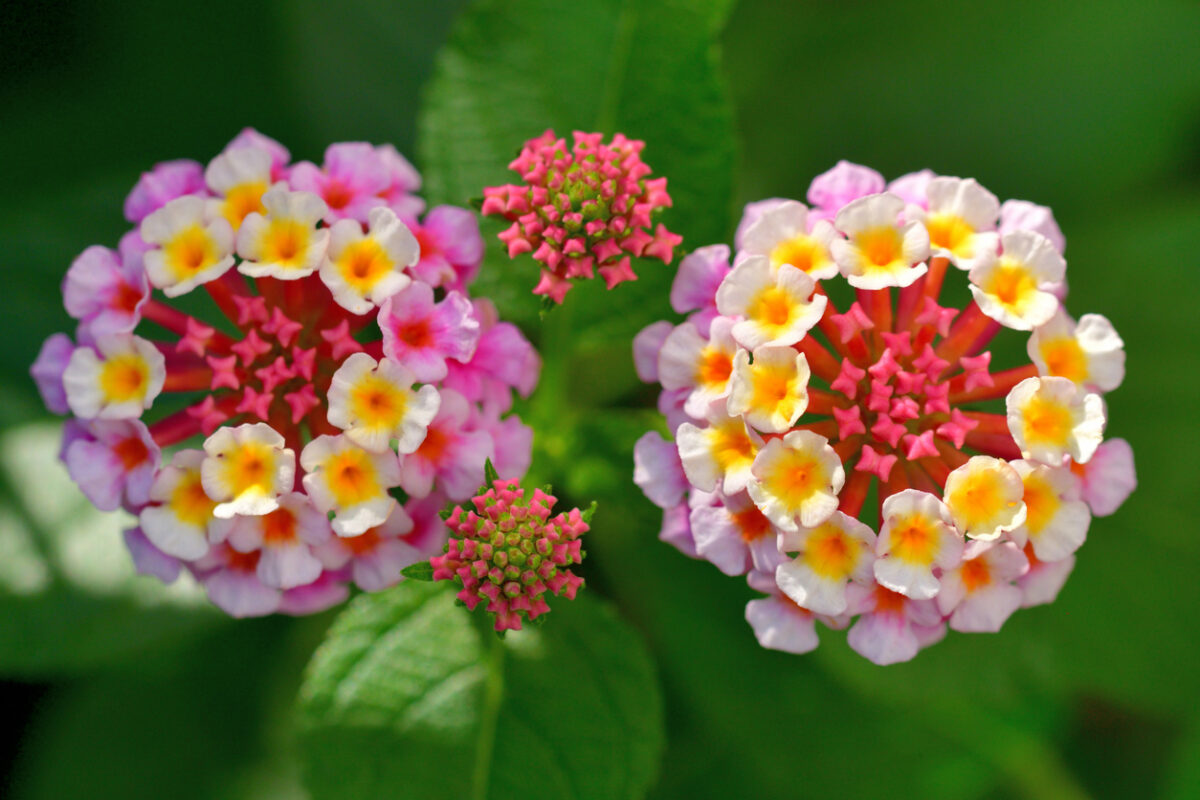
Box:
[31,129,541,617]
[634,161,1136,664]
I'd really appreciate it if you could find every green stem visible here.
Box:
[471,620,507,800]
[529,294,578,478]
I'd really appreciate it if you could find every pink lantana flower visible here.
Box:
[846,582,945,665]
[63,244,151,339]
[124,159,208,223]
[409,205,484,290]
[63,419,160,512]
[745,547,848,655]
[482,129,682,303]
[443,298,540,412]
[313,504,428,592]
[30,131,539,618]
[379,281,480,383]
[635,161,1134,663]
[670,245,732,336]
[399,388,493,502]
[288,142,390,224]
[807,160,885,223]
[376,143,425,222]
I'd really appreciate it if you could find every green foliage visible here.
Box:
[296,581,663,800]
[8,616,318,800]
[0,424,220,677]
[418,0,737,343]
[401,561,436,582]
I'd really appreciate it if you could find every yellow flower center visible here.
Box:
[164,225,218,278]
[261,219,312,268]
[766,448,826,507]
[1040,338,1088,384]
[749,286,793,328]
[1022,395,1072,446]
[770,235,824,274]
[948,469,1013,528]
[349,375,407,428]
[338,239,394,290]
[804,524,859,579]
[326,451,381,507]
[751,364,793,411]
[888,514,938,564]
[1022,473,1060,535]
[856,227,903,271]
[222,181,268,229]
[171,472,215,527]
[986,261,1036,309]
[925,213,973,255]
[99,354,150,403]
[221,443,275,498]
[710,421,756,473]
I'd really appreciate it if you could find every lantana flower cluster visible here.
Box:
[431,476,588,632]
[31,129,541,617]
[482,130,682,303]
[634,162,1136,664]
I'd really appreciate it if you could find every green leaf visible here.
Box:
[417,0,736,347]
[401,561,436,582]
[8,617,297,800]
[296,581,663,800]
[0,423,221,677]
[484,457,500,486]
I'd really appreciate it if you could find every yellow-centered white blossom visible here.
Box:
[301,434,402,537]
[727,345,810,433]
[776,510,876,616]
[746,429,844,531]
[236,188,330,279]
[326,353,441,453]
[873,489,963,600]
[739,200,839,280]
[1008,460,1090,562]
[715,257,827,349]
[201,423,296,518]
[139,449,220,560]
[657,317,739,419]
[1028,309,1125,393]
[140,195,235,296]
[831,193,931,289]
[62,334,165,420]
[1006,376,1105,465]
[943,456,1027,541]
[911,177,1000,272]
[320,207,419,314]
[968,230,1065,330]
[205,146,272,231]
[675,411,763,496]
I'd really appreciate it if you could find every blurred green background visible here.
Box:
[2,1,1199,798]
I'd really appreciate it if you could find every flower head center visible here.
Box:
[323,180,353,211]
[261,507,298,544]
[113,435,150,470]
[732,505,772,542]
[770,235,819,273]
